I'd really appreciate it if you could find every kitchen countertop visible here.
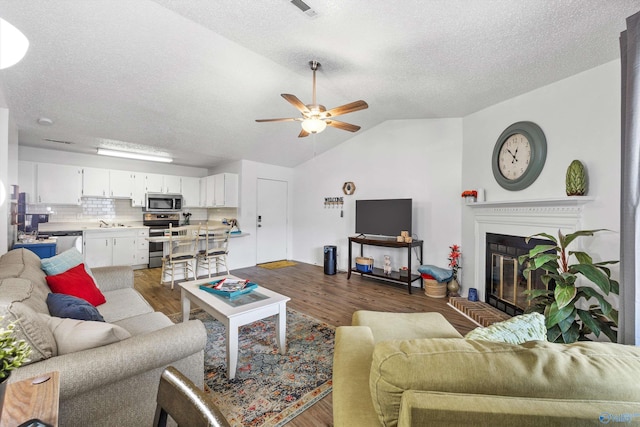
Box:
[147,231,248,243]
[38,222,148,232]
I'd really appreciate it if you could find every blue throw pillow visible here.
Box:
[46,293,105,322]
[41,247,84,275]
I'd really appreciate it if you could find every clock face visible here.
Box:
[491,122,547,191]
[498,133,531,181]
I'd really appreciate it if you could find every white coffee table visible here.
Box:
[179,275,291,380]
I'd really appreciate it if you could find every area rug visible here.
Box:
[174,308,334,426]
[257,260,297,269]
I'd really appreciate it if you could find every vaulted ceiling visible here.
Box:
[0,1,638,168]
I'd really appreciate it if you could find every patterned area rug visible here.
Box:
[257,260,298,269]
[176,308,334,426]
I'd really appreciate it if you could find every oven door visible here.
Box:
[148,229,165,268]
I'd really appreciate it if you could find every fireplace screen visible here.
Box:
[486,233,552,316]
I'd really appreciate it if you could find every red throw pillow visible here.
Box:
[45,263,106,306]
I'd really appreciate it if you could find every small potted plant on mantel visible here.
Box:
[0,318,31,412]
[518,229,619,344]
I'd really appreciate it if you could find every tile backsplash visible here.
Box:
[27,198,211,224]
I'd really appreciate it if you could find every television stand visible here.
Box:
[347,236,423,294]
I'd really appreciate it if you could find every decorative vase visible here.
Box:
[0,372,10,417]
[447,278,460,297]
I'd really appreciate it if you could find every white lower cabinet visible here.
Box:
[84,229,148,268]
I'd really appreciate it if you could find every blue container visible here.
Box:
[355,256,374,273]
[468,288,478,302]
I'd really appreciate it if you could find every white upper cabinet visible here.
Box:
[131,173,146,207]
[18,161,36,203]
[109,170,134,198]
[204,173,238,207]
[164,175,182,194]
[82,167,110,197]
[36,163,83,205]
[83,168,133,198]
[145,173,164,193]
[181,176,201,207]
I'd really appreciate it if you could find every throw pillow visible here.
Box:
[46,293,105,322]
[39,313,131,355]
[41,248,99,288]
[45,263,106,306]
[464,312,547,344]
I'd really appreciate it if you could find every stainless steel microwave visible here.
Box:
[144,193,183,212]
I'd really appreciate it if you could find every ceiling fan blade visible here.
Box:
[324,100,368,117]
[281,94,310,114]
[298,128,310,138]
[326,120,361,132]
[255,118,299,123]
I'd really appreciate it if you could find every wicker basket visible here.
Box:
[424,278,446,298]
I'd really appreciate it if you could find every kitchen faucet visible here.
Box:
[99,219,110,227]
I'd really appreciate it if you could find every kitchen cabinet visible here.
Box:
[83,229,142,268]
[109,170,134,198]
[82,167,110,197]
[199,177,207,208]
[135,228,149,266]
[18,161,36,203]
[205,173,238,207]
[83,168,133,199]
[145,173,164,193]
[181,176,202,207]
[36,163,83,205]
[131,173,146,207]
[164,175,181,194]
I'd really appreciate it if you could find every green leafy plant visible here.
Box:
[0,318,31,380]
[518,229,619,344]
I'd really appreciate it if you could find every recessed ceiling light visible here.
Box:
[37,117,53,126]
[96,148,173,163]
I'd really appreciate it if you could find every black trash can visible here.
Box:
[324,245,337,275]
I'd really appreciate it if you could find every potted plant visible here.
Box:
[518,229,619,344]
[0,317,31,411]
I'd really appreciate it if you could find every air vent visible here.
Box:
[290,0,318,18]
[43,138,74,145]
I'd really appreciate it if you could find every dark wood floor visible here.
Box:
[134,262,475,427]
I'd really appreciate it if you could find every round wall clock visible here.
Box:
[491,121,547,191]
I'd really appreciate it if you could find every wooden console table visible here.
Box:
[0,371,60,427]
[347,236,423,294]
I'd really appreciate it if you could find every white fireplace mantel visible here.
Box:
[468,197,593,302]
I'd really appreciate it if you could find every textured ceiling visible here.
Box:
[0,0,638,168]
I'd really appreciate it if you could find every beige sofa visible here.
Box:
[333,310,640,427]
[0,248,207,426]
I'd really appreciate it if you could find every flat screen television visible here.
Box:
[355,198,412,237]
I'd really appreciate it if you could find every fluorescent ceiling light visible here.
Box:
[97,148,173,163]
[0,18,29,70]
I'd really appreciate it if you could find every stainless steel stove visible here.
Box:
[143,213,180,268]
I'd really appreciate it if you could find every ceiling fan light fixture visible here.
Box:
[0,17,29,70]
[301,118,326,134]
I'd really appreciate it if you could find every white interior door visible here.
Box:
[256,178,288,264]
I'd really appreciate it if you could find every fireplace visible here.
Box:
[467,197,592,310]
[485,233,553,316]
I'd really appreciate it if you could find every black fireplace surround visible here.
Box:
[485,233,554,316]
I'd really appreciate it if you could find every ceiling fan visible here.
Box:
[256,60,368,137]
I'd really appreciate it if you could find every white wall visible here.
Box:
[229,159,294,269]
[292,119,463,277]
[461,61,621,300]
